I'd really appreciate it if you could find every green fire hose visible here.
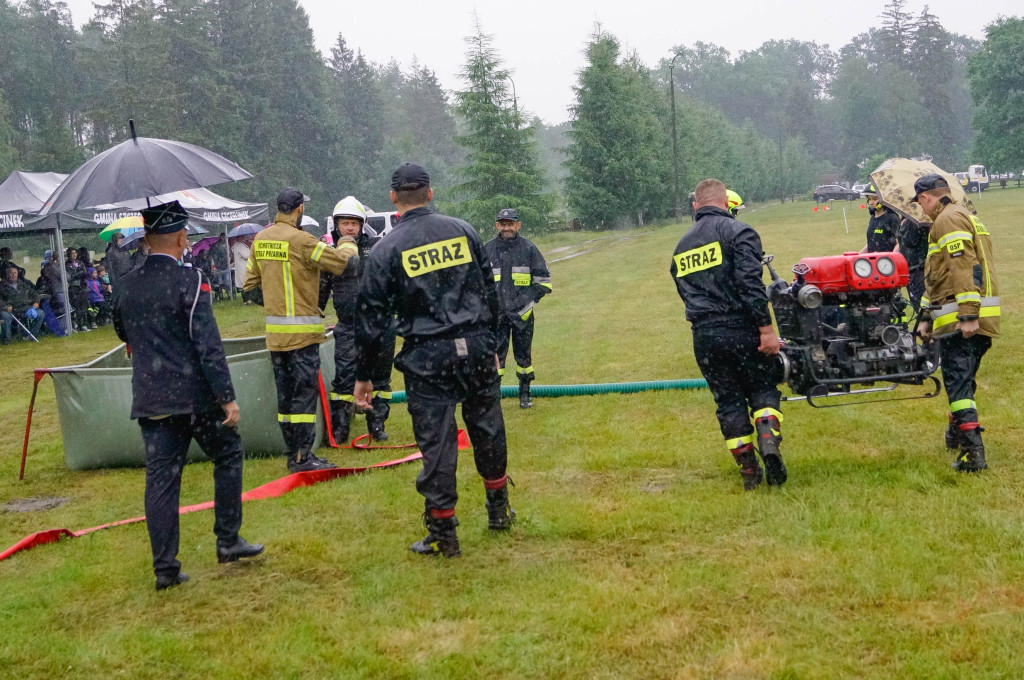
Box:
[388,378,708,404]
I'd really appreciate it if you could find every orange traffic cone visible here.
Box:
[813,206,819,212]
[860,204,866,209]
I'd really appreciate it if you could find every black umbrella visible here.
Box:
[38,121,253,215]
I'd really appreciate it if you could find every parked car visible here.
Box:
[364,210,398,237]
[813,185,860,202]
[851,183,869,194]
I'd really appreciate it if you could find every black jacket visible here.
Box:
[483,233,551,328]
[865,207,900,252]
[104,243,131,282]
[670,205,772,330]
[319,226,382,322]
[355,206,499,380]
[113,254,235,419]
[897,218,929,272]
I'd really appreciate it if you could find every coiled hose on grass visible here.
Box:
[388,378,708,404]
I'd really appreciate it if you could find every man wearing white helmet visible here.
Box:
[319,196,395,443]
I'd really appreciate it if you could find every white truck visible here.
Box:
[953,164,989,193]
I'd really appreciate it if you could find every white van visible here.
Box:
[364,211,398,238]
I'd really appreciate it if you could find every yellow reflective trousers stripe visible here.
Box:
[949,399,976,413]
[725,434,755,450]
[278,413,316,423]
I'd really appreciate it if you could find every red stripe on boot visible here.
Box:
[483,475,508,490]
[430,508,456,519]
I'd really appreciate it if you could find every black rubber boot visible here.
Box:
[410,512,461,558]
[287,448,337,473]
[485,479,516,530]
[944,413,960,451]
[730,443,763,491]
[953,423,988,472]
[519,379,533,409]
[367,396,391,441]
[330,402,354,445]
[754,415,787,487]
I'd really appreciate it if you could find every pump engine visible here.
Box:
[764,252,939,406]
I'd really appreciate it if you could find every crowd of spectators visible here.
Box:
[1,232,257,344]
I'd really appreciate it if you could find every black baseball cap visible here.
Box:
[277,187,309,212]
[142,200,189,234]
[496,208,520,222]
[390,163,430,191]
[910,174,949,202]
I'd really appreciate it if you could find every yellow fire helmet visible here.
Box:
[331,196,368,224]
[726,189,743,215]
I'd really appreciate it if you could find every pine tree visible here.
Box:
[878,0,913,67]
[566,29,669,228]
[447,17,553,232]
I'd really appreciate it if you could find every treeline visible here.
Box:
[655,0,981,186]
[0,0,1021,234]
[0,0,462,223]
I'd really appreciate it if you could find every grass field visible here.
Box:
[1,192,1023,679]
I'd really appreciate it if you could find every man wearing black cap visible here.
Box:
[483,208,552,409]
[354,163,514,558]
[244,188,359,472]
[114,200,263,591]
[911,174,999,472]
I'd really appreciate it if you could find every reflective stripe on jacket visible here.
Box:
[922,199,999,339]
[243,212,358,351]
[483,233,551,328]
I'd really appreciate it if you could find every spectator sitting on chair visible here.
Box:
[1,265,44,343]
[86,267,109,327]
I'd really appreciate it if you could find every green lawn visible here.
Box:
[2,193,1024,679]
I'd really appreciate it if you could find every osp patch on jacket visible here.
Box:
[402,236,471,277]
[674,241,722,277]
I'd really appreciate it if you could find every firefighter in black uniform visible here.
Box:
[483,208,552,409]
[860,184,900,253]
[670,179,786,491]
[319,196,395,442]
[113,200,263,591]
[895,215,929,311]
[355,163,514,558]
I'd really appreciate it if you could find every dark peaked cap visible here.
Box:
[391,163,430,190]
[142,200,189,234]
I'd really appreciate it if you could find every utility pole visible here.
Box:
[669,51,682,223]
[506,74,518,128]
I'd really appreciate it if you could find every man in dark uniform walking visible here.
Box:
[483,208,552,409]
[113,200,263,591]
[355,163,514,558]
[860,184,900,254]
[670,178,786,491]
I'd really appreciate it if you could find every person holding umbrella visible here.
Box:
[104,232,131,293]
[912,174,1000,473]
[113,200,263,590]
[244,188,359,473]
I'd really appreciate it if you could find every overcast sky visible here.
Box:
[60,0,1020,124]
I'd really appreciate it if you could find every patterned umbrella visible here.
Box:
[869,157,974,224]
[98,215,143,242]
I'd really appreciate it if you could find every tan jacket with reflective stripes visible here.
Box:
[243,212,358,351]
[921,199,999,339]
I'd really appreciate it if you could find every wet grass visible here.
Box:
[2,193,1024,678]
